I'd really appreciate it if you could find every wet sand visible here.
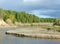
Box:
[6,28,60,39]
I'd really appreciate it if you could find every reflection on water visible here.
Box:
[0,27,60,44]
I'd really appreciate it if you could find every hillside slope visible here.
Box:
[0,19,9,27]
[0,9,56,24]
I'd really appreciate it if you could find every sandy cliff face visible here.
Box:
[0,19,9,27]
[0,19,17,27]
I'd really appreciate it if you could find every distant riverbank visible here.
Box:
[0,19,53,28]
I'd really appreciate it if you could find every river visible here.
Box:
[0,27,60,44]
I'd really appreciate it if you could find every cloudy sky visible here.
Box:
[0,0,60,18]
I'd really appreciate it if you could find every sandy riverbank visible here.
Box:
[6,29,60,39]
[0,19,53,28]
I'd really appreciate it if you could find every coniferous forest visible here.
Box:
[0,9,57,23]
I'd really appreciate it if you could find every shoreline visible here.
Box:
[0,23,53,28]
[5,29,60,39]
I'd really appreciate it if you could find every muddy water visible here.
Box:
[0,27,60,44]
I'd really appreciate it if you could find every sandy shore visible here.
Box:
[6,29,60,39]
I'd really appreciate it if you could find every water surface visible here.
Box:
[0,27,60,44]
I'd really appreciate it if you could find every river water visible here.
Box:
[0,27,60,44]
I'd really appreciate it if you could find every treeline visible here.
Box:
[0,9,40,23]
[40,18,56,23]
[0,8,57,23]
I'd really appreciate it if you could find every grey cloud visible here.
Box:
[0,0,60,18]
